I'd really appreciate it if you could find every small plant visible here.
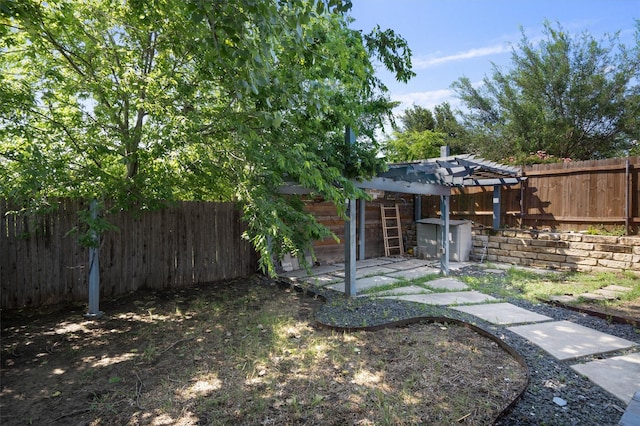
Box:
[585,224,625,236]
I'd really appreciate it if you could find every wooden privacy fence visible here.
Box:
[423,157,640,234]
[1,199,258,310]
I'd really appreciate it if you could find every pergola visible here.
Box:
[341,146,524,296]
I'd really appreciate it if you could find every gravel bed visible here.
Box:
[310,265,640,425]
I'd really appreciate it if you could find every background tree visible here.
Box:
[0,0,414,273]
[452,21,640,162]
[384,102,467,161]
[397,104,435,132]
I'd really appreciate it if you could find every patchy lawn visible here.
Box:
[1,276,526,425]
[462,267,640,323]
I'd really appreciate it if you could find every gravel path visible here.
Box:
[311,266,639,425]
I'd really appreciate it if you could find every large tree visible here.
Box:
[0,0,414,273]
[383,102,465,161]
[452,21,640,161]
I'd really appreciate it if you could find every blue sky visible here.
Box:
[348,0,639,117]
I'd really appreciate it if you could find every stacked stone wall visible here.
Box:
[472,230,640,273]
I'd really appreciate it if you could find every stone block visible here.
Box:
[597,259,630,269]
[612,253,634,262]
[496,255,519,264]
[500,243,519,251]
[537,253,567,262]
[560,233,584,242]
[490,236,509,243]
[619,236,640,246]
[589,251,613,260]
[538,233,561,240]
[567,242,595,251]
[565,256,598,266]
[558,248,592,257]
[582,235,620,244]
[594,244,632,254]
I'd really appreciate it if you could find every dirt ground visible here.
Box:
[1,276,527,425]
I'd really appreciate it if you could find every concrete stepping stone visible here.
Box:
[603,285,632,293]
[280,264,343,278]
[304,274,343,287]
[452,303,553,325]
[386,259,432,271]
[423,278,469,291]
[619,390,640,425]
[383,291,497,306]
[354,258,395,268]
[386,266,440,280]
[327,275,400,293]
[372,285,432,297]
[594,288,627,299]
[579,292,608,301]
[333,266,397,279]
[571,353,640,404]
[549,295,579,303]
[507,320,637,361]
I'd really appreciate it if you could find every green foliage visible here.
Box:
[383,130,447,162]
[0,0,414,274]
[398,104,435,132]
[453,21,640,161]
[584,224,626,236]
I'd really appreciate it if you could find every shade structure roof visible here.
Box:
[378,154,523,187]
[281,154,525,197]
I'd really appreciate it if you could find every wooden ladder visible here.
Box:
[380,204,404,257]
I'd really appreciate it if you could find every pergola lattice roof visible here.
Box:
[378,154,523,187]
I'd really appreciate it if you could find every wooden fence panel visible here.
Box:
[419,157,640,234]
[1,200,258,310]
[305,194,415,263]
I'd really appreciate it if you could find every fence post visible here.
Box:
[85,200,104,319]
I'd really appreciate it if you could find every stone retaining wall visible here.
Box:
[472,230,640,273]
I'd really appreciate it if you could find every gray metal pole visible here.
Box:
[493,185,501,230]
[344,198,357,297]
[344,126,357,297]
[440,195,449,276]
[358,198,365,260]
[86,200,104,318]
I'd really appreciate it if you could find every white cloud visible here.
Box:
[413,43,512,69]
[391,88,458,112]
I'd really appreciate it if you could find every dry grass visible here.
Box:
[1,277,526,425]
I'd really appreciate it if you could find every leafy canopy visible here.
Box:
[452,21,640,162]
[383,102,465,162]
[0,0,414,274]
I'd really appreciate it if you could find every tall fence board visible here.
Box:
[1,200,258,310]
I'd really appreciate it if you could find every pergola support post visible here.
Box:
[358,199,365,260]
[344,198,357,297]
[493,185,501,230]
[344,126,357,297]
[440,195,450,276]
